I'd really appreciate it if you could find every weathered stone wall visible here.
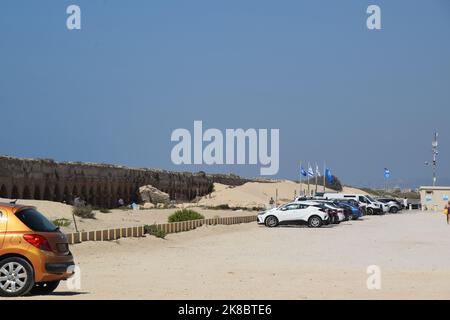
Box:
[0,156,250,207]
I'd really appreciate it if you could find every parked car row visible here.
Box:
[258,198,362,228]
[257,192,403,228]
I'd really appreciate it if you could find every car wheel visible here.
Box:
[30,280,60,295]
[367,208,374,215]
[265,216,279,228]
[390,207,398,214]
[308,216,322,228]
[0,257,35,297]
[348,214,353,221]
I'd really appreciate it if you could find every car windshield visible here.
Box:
[366,196,376,202]
[15,208,58,232]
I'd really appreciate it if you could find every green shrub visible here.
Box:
[168,209,204,223]
[52,218,71,227]
[144,224,166,239]
[73,205,95,219]
[99,208,111,213]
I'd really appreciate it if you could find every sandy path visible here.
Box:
[64,207,257,233]
[13,210,450,300]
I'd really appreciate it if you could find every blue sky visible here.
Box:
[0,0,449,188]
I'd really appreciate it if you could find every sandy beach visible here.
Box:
[15,210,450,300]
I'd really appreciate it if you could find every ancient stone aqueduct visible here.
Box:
[0,156,249,208]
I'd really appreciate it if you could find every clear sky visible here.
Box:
[1,0,449,188]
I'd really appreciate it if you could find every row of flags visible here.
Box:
[299,165,391,190]
[301,166,390,181]
[300,164,333,184]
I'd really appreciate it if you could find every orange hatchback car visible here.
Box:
[0,202,75,297]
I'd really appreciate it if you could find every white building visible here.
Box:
[419,186,450,211]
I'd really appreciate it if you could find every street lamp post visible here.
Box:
[432,132,438,187]
[425,133,439,187]
[425,132,439,187]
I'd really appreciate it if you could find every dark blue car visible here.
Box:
[333,201,362,220]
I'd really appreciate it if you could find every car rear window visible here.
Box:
[15,209,58,232]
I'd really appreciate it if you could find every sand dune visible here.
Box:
[196,181,368,209]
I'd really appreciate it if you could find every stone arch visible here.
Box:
[22,186,31,199]
[33,186,41,200]
[63,186,70,203]
[109,185,116,206]
[88,186,95,205]
[124,185,131,203]
[129,186,137,203]
[0,185,8,198]
[72,186,78,198]
[96,184,102,206]
[101,184,109,207]
[11,185,19,199]
[54,185,61,202]
[43,185,52,201]
[81,185,87,201]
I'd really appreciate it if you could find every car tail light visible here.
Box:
[23,234,52,251]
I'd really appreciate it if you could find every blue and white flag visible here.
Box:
[325,168,333,184]
[308,166,314,177]
[316,164,321,177]
[384,168,391,179]
[300,166,307,177]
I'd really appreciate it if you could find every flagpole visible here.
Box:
[299,161,302,197]
[323,162,326,192]
[307,162,310,196]
[315,163,318,195]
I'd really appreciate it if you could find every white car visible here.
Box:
[298,200,346,223]
[257,202,329,228]
[377,198,402,213]
[311,201,346,222]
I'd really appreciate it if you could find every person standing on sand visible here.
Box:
[445,201,450,225]
[269,197,275,209]
[403,197,408,210]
